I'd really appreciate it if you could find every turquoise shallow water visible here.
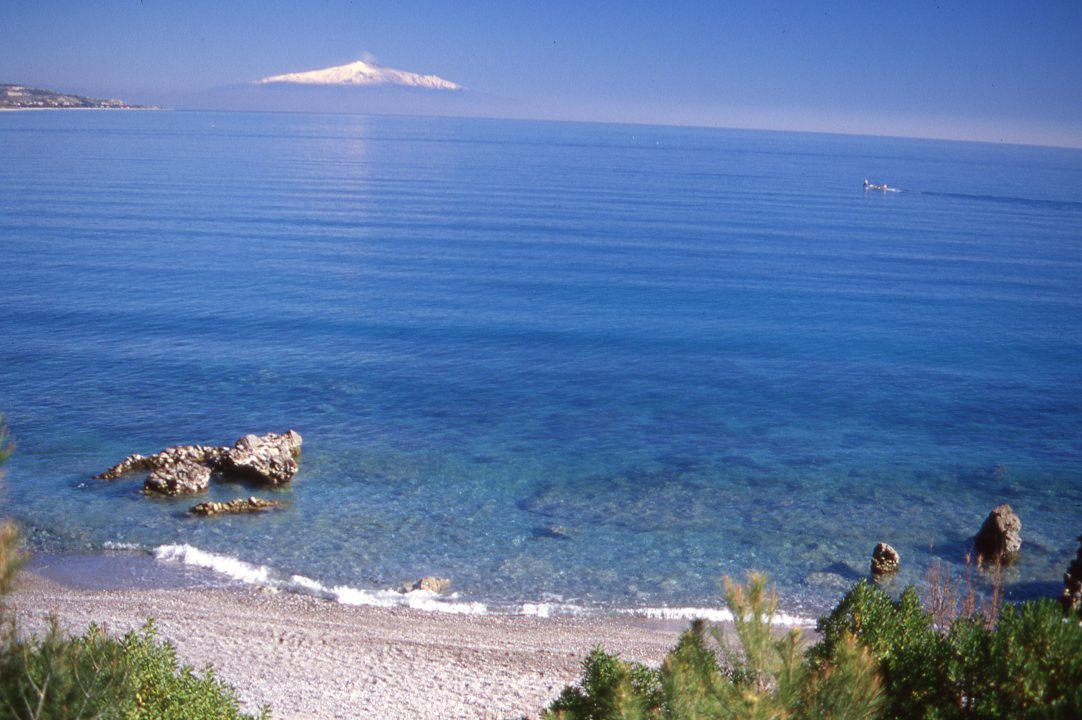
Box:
[1,111,1081,617]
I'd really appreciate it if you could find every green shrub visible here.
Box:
[946,600,1082,718]
[545,573,1082,720]
[0,616,264,720]
[544,645,660,720]
[658,620,730,720]
[811,580,952,718]
[545,573,885,720]
[798,633,883,720]
[813,580,1082,720]
[0,424,25,598]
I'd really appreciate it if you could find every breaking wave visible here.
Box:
[150,543,815,626]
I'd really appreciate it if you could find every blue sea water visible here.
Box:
[1,111,1081,619]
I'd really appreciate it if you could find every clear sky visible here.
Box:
[3,1,1080,147]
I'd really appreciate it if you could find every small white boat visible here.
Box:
[863,179,890,192]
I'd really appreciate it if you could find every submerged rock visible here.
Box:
[803,571,852,592]
[97,430,303,495]
[870,542,900,576]
[144,460,211,496]
[533,525,578,540]
[190,496,284,516]
[973,503,1022,566]
[1062,534,1082,617]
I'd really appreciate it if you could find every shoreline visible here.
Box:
[23,545,823,626]
[9,568,686,719]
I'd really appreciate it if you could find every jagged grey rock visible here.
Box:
[217,431,303,485]
[97,431,303,495]
[144,460,211,496]
[973,503,1022,566]
[98,445,226,480]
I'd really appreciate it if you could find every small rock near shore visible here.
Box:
[973,503,1022,566]
[870,542,900,576]
[402,576,451,594]
[190,496,285,516]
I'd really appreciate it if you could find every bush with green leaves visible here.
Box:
[815,579,1082,719]
[812,580,953,718]
[0,617,264,720]
[545,573,1082,720]
[545,573,883,720]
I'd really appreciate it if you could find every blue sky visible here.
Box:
[3,1,1080,147]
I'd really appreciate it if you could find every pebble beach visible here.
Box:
[10,570,683,719]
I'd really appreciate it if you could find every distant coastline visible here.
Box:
[0,83,154,110]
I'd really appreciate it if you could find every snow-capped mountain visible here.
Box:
[258,60,461,91]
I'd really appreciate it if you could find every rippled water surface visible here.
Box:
[1,111,1081,617]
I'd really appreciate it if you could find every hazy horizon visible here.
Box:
[3,1,1081,149]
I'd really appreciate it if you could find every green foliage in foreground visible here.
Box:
[0,422,266,720]
[815,580,1082,719]
[545,575,1082,720]
[0,618,266,720]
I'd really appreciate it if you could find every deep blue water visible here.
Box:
[1,111,1081,618]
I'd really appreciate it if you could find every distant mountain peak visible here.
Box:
[258,59,462,91]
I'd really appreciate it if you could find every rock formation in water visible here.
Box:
[973,503,1022,566]
[217,431,303,485]
[145,460,212,496]
[870,542,900,576]
[97,445,227,480]
[190,496,285,516]
[97,431,302,496]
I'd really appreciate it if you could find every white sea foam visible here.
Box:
[154,544,271,585]
[404,591,488,615]
[328,584,404,608]
[622,606,816,628]
[520,602,593,618]
[150,544,816,625]
[152,544,492,614]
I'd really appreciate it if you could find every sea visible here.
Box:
[1,111,1080,623]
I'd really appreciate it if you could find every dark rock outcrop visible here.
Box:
[1062,535,1082,617]
[973,503,1022,566]
[870,542,900,576]
[190,496,284,516]
[96,431,302,495]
